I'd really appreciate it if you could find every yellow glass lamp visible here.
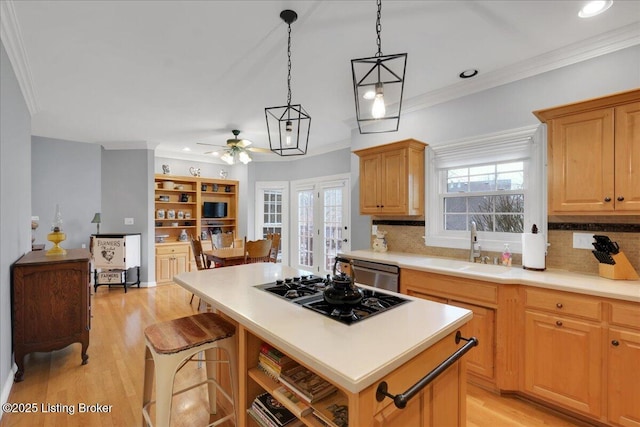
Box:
[46,204,67,256]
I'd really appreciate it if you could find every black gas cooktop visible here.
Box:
[255,275,409,325]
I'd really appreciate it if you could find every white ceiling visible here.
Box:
[3,0,639,162]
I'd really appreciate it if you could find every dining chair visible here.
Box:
[266,233,281,263]
[211,231,235,249]
[189,237,210,308]
[243,237,271,264]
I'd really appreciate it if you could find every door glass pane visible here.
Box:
[323,187,343,272]
[261,190,283,261]
[298,190,314,268]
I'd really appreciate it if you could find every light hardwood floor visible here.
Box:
[1,284,585,427]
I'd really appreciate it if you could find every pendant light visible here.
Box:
[265,9,311,157]
[351,0,407,134]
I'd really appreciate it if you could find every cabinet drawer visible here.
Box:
[401,269,498,305]
[524,288,601,321]
[610,301,640,329]
[156,244,189,256]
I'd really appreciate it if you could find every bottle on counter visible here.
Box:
[502,244,512,266]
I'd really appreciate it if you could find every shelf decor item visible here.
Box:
[351,0,407,134]
[46,204,67,256]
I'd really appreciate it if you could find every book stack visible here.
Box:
[312,392,349,427]
[258,343,296,380]
[279,364,338,404]
[247,392,302,427]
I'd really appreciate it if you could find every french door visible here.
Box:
[291,174,350,276]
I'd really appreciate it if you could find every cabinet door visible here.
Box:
[549,108,615,213]
[175,252,189,275]
[380,150,407,214]
[524,310,602,417]
[608,327,640,427]
[449,301,495,381]
[156,254,173,284]
[614,102,640,212]
[360,154,382,214]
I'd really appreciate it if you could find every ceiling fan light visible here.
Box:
[221,152,234,165]
[238,150,252,164]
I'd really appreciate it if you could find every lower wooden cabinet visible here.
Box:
[608,301,640,427]
[11,249,91,382]
[155,243,190,284]
[523,310,602,417]
[400,266,640,426]
[449,301,495,381]
[401,270,497,386]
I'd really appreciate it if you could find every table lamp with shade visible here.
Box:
[91,213,101,234]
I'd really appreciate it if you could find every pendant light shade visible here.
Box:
[265,10,311,157]
[351,0,407,134]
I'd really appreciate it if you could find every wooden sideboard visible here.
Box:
[11,248,91,382]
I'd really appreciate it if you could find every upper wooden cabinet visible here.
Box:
[354,139,427,216]
[534,89,640,215]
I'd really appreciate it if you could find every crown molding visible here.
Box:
[100,141,159,150]
[0,0,39,115]
[403,23,640,114]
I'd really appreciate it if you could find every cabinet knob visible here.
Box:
[604,197,611,202]
[617,196,624,202]
[611,340,619,347]
[555,320,563,327]
[556,303,563,309]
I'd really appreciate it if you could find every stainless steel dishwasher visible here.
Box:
[351,259,400,293]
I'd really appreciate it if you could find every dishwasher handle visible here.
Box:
[375,332,478,409]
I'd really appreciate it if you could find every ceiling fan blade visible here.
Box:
[247,147,272,153]
[197,142,227,148]
[231,139,252,148]
[203,150,222,155]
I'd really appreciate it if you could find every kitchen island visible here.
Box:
[174,263,473,427]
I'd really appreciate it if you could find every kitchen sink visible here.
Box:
[460,263,510,275]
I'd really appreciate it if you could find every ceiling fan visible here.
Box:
[197,130,271,164]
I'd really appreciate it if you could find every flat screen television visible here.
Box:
[203,202,227,218]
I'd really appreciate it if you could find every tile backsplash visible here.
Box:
[370,217,640,277]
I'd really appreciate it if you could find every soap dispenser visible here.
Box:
[502,244,512,266]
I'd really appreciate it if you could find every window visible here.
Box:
[425,125,546,253]
[255,182,289,264]
[444,161,524,233]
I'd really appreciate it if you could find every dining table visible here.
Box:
[204,247,246,267]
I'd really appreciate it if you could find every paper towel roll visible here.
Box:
[522,233,546,270]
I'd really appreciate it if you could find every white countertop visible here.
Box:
[173,263,472,393]
[340,250,640,303]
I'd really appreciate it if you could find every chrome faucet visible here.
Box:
[470,221,481,262]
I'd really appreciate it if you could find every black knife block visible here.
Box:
[598,251,639,280]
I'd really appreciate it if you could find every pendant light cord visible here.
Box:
[375,0,382,57]
[287,22,292,106]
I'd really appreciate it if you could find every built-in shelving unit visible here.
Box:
[154,174,239,284]
[154,174,238,243]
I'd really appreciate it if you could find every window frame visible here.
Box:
[254,181,289,265]
[425,125,546,253]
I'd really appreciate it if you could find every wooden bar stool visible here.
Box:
[141,313,237,427]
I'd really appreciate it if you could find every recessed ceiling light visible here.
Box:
[459,69,479,79]
[182,147,191,152]
[578,0,613,18]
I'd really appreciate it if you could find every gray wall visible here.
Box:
[102,149,154,284]
[349,45,640,250]
[31,136,101,249]
[248,148,352,240]
[0,41,32,411]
